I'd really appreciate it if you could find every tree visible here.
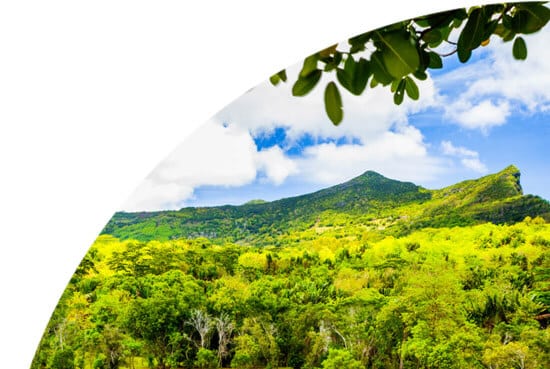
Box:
[214,313,235,366]
[270,2,550,125]
[194,348,218,369]
[123,271,203,369]
[321,348,363,369]
[187,309,213,349]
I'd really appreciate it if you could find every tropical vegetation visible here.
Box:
[32,166,550,369]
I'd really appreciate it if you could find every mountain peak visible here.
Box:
[104,166,549,241]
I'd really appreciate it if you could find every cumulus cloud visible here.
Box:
[445,99,510,132]
[461,158,488,173]
[440,141,487,174]
[217,61,437,143]
[255,146,298,185]
[437,27,550,131]
[123,120,298,210]
[297,126,444,186]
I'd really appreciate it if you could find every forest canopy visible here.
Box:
[32,168,550,369]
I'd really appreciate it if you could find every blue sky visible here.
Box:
[123,28,550,211]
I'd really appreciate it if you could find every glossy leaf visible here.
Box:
[428,52,443,69]
[324,82,343,125]
[269,74,280,86]
[350,58,370,95]
[393,79,406,105]
[513,3,550,34]
[336,55,356,92]
[336,68,351,91]
[390,79,400,93]
[300,55,319,78]
[422,29,442,44]
[318,44,338,58]
[269,69,286,85]
[457,8,489,62]
[378,31,420,79]
[292,70,322,96]
[404,76,419,100]
[512,36,527,60]
[370,52,393,86]
[413,70,428,80]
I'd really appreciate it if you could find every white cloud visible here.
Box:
[255,146,298,185]
[440,140,487,173]
[441,140,476,157]
[461,158,488,173]
[437,27,550,131]
[123,179,194,212]
[297,126,444,186]
[123,120,298,210]
[150,120,258,187]
[446,99,510,132]
[217,61,437,143]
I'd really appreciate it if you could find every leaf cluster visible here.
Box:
[33,219,550,369]
[270,2,550,125]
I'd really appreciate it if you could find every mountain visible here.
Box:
[102,165,550,242]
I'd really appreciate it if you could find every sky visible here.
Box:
[123,27,550,211]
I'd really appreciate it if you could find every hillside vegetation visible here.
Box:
[33,166,550,369]
[103,165,550,242]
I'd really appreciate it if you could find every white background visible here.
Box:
[0,1,493,367]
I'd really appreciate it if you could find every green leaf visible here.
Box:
[377,31,420,79]
[457,8,489,62]
[422,29,442,44]
[370,52,393,86]
[350,58,370,95]
[393,79,406,105]
[512,4,550,34]
[336,68,351,91]
[300,55,319,78]
[503,14,513,29]
[318,44,337,58]
[404,76,419,100]
[390,79,400,93]
[428,52,443,69]
[343,53,355,75]
[324,82,343,125]
[452,8,468,20]
[269,74,280,86]
[336,55,355,92]
[503,30,517,42]
[370,77,379,88]
[269,69,287,85]
[413,70,428,80]
[512,36,527,60]
[482,20,498,41]
[292,70,322,96]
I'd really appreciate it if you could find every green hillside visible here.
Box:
[102,165,550,242]
[32,165,550,369]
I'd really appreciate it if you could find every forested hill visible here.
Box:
[102,165,550,242]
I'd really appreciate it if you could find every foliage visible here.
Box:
[270,2,550,124]
[33,221,550,368]
[321,348,362,369]
[194,348,218,369]
[32,167,550,368]
[103,166,550,243]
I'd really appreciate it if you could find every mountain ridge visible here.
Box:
[102,166,550,242]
